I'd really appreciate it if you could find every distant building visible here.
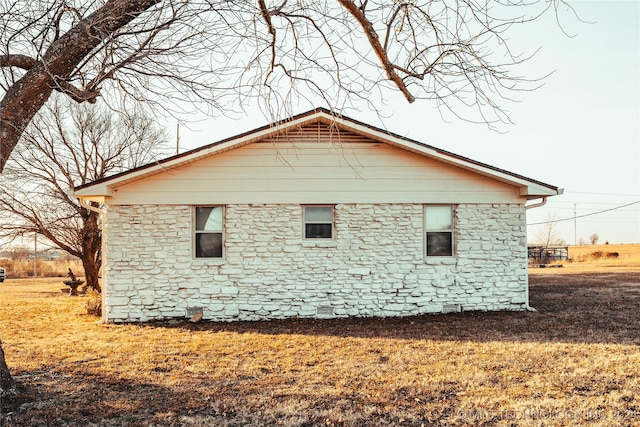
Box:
[527,246,569,264]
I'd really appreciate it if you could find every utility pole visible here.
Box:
[176,123,180,155]
[574,203,577,246]
[33,232,37,278]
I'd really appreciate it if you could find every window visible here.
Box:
[425,205,454,256]
[195,206,223,258]
[303,206,334,239]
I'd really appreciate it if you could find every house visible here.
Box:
[74,108,561,323]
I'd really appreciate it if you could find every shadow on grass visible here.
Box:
[153,272,640,346]
[2,370,181,426]
[1,366,462,426]
[1,368,245,426]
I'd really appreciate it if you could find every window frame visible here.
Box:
[193,205,225,259]
[424,205,455,257]
[303,205,335,240]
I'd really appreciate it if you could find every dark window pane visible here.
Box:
[426,232,452,256]
[196,233,223,257]
[305,223,332,239]
[196,206,222,231]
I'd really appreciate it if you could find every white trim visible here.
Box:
[424,205,456,258]
[193,205,225,259]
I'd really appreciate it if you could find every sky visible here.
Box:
[171,1,640,245]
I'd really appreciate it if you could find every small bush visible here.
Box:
[85,288,102,316]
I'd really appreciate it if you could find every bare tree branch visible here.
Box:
[0,0,162,172]
[0,0,575,173]
[53,77,100,103]
[0,54,37,70]
[337,0,415,103]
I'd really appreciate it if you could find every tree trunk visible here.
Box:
[0,338,15,398]
[82,253,102,293]
[81,207,102,292]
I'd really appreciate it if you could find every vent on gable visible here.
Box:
[316,306,335,318]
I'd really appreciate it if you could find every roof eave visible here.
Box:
[74,108,561,199]
[74,109,331,196]
[323,113,561,198]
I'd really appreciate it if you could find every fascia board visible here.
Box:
[73,194,107,204]
[74,185,111,198]
[327,115,560,197]
[74,111,329,196]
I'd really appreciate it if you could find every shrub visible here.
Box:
[85,288,102,317]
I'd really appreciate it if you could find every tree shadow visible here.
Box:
[1,365,462,426]
[158,272,640,346]
[1,368,215,425]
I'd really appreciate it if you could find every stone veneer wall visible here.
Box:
[104,203,528,322]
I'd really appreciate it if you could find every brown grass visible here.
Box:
[1,259,84,279]
[1,270,640,426]
[530,244,640,275]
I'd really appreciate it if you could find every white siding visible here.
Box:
[106,125,521,205]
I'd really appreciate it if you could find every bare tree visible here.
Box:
[5,245,31,261]
[535,215,566,247]
[0,0,574,400]
[0,95,168,292]
[0,0,575,173]
[590,234,599,245]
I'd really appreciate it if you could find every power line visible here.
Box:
[566,191,640,197]
[527,200,640,226]
[546,201,640,207]
[541,206,640,212]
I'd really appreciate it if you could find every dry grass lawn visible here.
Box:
[529,244,640,274]
[1,248,639,426]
